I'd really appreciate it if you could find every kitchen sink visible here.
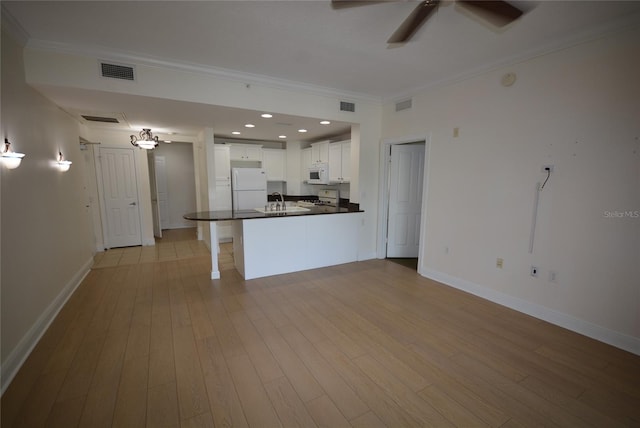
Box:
[254,206,310,214]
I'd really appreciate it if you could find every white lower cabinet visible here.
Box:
[233,213,361,279]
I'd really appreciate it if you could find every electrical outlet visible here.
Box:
[453,127,459,138]
[549,270,558,283]
[496,258,503,269]
[530,266,539,277]
[541,165,554,172]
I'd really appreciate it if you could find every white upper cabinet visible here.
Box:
[310,141,330,164]
[229,144,263,161]
[263,148,286,181]
[301,147,312,171]
[328,140,351,183]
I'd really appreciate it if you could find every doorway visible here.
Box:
[148,154,168,239]
[378,136,430,272]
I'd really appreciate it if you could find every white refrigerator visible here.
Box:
[232,167,267,210]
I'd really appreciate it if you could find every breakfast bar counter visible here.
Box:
[183,204,362,222]
[184,205,364,280]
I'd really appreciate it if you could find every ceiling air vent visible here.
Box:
[339,101,355,113]
[100,62,135,81]
[395,98,412,112]
[81,115,120,123]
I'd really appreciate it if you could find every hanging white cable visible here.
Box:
[529,167,553,253]
[529,182,541,254]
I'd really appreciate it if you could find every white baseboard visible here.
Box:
[1,256,94,395]
[165,223,196,230]
[420,267,640,356]
[358,251,377,261]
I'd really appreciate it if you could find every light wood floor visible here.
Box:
[92,229,210,268]
[3,234,639,427]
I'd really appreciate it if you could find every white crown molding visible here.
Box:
[1,3,30,45]
[25,38,382,105]
[385,12,640,103]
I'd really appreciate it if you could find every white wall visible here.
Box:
[154,142,197,229]
[382,26,640,353]
[0,29,94,392]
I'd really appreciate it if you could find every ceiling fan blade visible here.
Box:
[331,0,395,10]
[387,0,439,44]
[456,0,523,27]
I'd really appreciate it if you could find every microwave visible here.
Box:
[307,163,329,184]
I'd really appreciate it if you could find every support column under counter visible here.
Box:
[209,223,221,279]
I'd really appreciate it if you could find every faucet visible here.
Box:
[271,192,285,210]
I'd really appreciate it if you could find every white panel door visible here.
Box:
[387,143,425,258]
[100,147,142,248]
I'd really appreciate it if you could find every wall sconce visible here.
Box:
[1,138,26,169]
[57,151,72,172]
[130,128,159,150]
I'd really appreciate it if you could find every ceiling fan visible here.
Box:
[332,0,525,43]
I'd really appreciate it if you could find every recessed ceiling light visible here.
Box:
[298,129,307,133]
[261,113,273,118]
[232,131,241,135]
[245,123,255,128]
[278,135,287,139]
[164,140,172,143]
[320,120,331,125]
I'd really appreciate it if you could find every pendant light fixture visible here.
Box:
[1,138,26,169]
[130,128,159,150]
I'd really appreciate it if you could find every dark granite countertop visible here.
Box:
[184,205,363,221]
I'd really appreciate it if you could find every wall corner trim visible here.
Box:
[1,257,94,395]
[420,267,640,357]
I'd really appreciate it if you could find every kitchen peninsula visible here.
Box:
[184,205,363,280]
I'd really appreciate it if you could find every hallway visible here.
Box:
[92,228,223,269]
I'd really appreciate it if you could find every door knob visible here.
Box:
[129,202,137,206]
